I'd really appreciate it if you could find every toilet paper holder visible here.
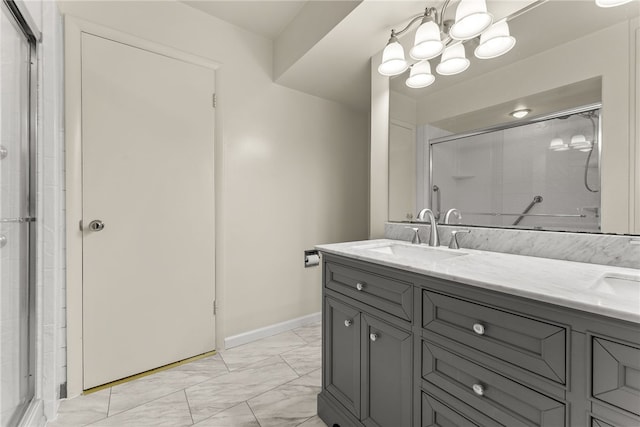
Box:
[304,250,320,268]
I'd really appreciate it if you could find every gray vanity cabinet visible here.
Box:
[318,254,640,427]
[320,257,413,427]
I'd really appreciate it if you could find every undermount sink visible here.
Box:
[354,242,468,262]
[588,273,640,301]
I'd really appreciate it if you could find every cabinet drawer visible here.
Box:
[422,340,566,427]
[422,290,566,383]
[421,392,481,427]
[325,262,412,321]
[592,337,640,417]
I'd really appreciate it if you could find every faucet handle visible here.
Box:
[405,227,421,244]
[449,229,470,249]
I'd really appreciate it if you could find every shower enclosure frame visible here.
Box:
[427,102,603,229]
[1,0,39,425]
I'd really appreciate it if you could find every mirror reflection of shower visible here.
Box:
[425,104,601,232]
[548,110,600,194]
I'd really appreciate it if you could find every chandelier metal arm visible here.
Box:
[438,0,453,26]
[390,1,455,40]
[392,12,431,38]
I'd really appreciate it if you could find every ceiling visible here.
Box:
[181,0,640,112]
[182,0,308,40]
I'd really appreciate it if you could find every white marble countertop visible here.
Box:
[316,239,640,324]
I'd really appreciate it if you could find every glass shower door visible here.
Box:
[0,2,35,426]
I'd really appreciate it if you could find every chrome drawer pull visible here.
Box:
[356,282,365,291]
[370,333,379,342]
[344,319,353,327]
[472,323,485,335]
[472,383,485,396]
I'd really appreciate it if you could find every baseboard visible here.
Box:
[224,312,321,349]
[18,398,45,427]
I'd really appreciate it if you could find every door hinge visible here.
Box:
[212,93,217,108]
[213,300,217,316]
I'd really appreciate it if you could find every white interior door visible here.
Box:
[81,33,215,389]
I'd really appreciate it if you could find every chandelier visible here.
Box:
[379,0,635,89]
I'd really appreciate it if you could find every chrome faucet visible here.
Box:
[444,208,462,224]
[417,208,440,247]
[448,229,470,249]
[405,227,421,244]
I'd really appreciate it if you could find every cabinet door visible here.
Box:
[361,314,412,427]
[324,297,361,418]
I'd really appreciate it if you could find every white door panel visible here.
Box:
[81,33,215,389]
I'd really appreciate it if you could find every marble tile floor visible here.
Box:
[48,322,326,427]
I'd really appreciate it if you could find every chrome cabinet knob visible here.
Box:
[370,333,379,342]
[356,282,365,291]
[344,319,353,327]
[0,235,6,248]
[88,220,105,232]
[472,383,485,396]
[472,323,485,335]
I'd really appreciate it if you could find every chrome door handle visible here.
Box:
[88,220,105,232]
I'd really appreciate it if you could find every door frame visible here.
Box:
[64,16,220,397]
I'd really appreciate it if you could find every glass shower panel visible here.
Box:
[0,4,34,427]
[430,108,601,232]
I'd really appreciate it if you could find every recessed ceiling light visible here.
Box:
[510,109,531,119]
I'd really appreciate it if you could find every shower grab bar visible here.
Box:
[0,217,35,223]
[464,212,586,218]
[512,195,543,226]
[432,185,441,221]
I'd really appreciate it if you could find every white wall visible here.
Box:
[57,0,368,373]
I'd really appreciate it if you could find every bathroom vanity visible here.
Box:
[315,240,640,427]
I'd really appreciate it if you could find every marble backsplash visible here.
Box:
[385,222,640,269]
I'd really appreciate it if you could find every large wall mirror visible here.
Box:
[388,0,639,234]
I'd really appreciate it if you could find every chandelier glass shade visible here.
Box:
[595,0,633,7]
[410,18,445,60]
[380,0,626,89]
[474,20,516,59]
[436,43,470,75]
[406,61,436,88]
[449,0,493,40]
[378,36,409,76]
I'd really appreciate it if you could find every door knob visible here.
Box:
[88,220,105,232]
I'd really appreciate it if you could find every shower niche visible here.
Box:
[426,105,601,232]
